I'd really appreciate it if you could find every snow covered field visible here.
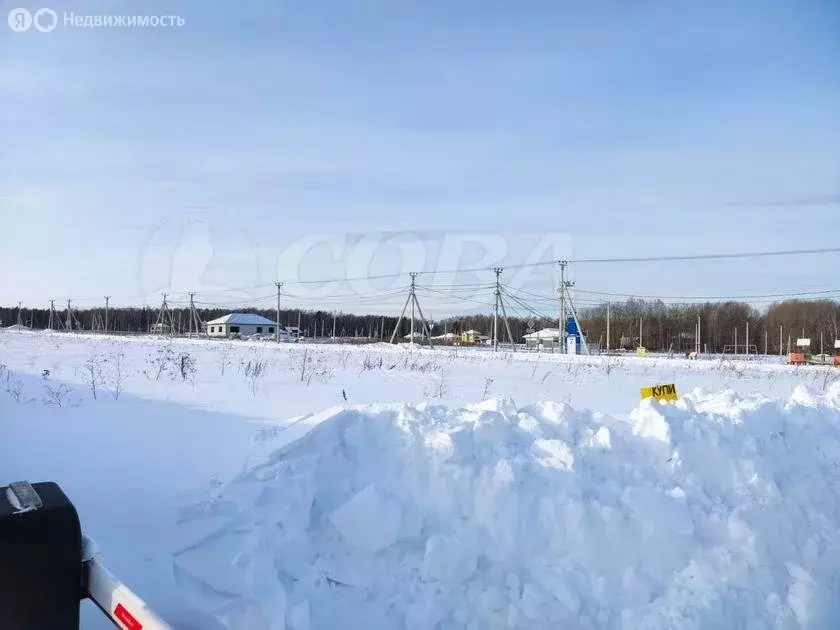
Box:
[2,331,840,629]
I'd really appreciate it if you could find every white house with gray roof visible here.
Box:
[205,313,276,338]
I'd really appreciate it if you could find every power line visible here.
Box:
[428,246,840,275]
[574,287,840,301]
[571,247,840,265]
[42,246,840,306]
[417,287,495,309]
[168,246,840,294]
[504,284,840,304]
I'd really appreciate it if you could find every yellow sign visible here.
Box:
[635,346,647,356]
[641,383,678,401]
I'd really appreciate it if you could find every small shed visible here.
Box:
[206,313,276,338]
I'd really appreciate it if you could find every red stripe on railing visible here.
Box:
[114,603,143,630]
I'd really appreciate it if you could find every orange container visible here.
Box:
[834,355,840,368]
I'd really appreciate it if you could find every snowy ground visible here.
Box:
[1,330,839,629]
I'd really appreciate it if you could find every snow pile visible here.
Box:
[174,384,840,629]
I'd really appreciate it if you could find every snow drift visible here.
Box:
[174,384,840,629]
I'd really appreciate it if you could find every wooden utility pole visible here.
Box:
[492,267,515,351]
[696,313,701,355]
[187,292,203,337]
[104,296,110,333]
[16,301,22,328]
[275,282,283,343]
[389,273,433,347]
[493,270,500,351]
[606,301,611,352]
[557,261,567,352]
[746,321,749,357]
[153,293,174,335]
[48,299,57,330]
[410,275,416,343]
[639,316,643,350]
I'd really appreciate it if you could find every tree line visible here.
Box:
[576,299,839,354]
[1,298,838,354]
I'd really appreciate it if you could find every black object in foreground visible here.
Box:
[0,480,170,630]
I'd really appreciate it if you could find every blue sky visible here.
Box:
[1,0,838,314]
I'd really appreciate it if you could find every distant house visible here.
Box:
[432,332,459,345]
[460,330,489,345]
[523,328,560,348]
[403,331,426,342]
[206,313,276,338]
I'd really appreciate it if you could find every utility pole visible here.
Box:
[104,296,110,333]
[499,291,515,352]
[558,260,567,352]
[389,273,433,347]
[16,301,22,328]
[764,330,768,355]
[187,292,203,337]
[492,267,515,352]
[779,324,783,357]
[48,299,56,330]
[187,293,193,336]
[493,268,500,351]
[606,301,611,352]
[297,310,302,340]
[746,321,749,357]
[696,313,701,355]
[66,299,72,331]
[410,274,416,344]
[734,327,738,356]
[154,293,174,335]
[639,316,643,350]
[275,282,283,343]
[332,312,336,342]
